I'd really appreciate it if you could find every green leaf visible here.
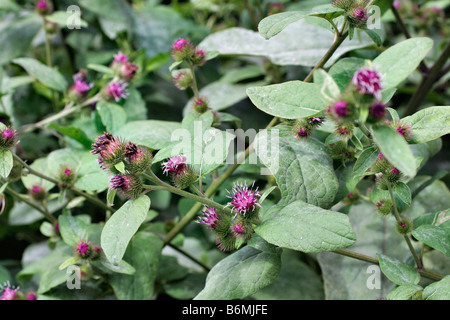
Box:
[377,253,421,285]
[200,20,377,67]
[99,259,136,275]
[97,102,127,133]
[412,225,450,257]
[371,125,416,177]
[194,246,282,300]
[255,127,339,208]
[422,275,450,300]
[13,58,68,92]
[363,28,382,47]
[401,106,450,144]
[315,69,340,104]
[58,257,80,270]
[48,124,92,149]
[101,195,151,265]
[255,200,356,252]
[353,146,379,176]
[45,11,88,28]
[328,57,366,92]
[247,81,325,119]
[393,182,412,209]
[373,37,433,90]
[387,284,423,300]
[21,157,55,191]
[413,209,450,229]
[58,215,88,246]
[0,15,42,65]
[0,150,13,178]
[87,63,114,75]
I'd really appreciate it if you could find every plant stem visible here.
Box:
[387,184,423,269]
[12,153,114,213]
[17,95,100,134]
[404,41,450,116]
[335,249,442,282]
[188,62,201,99]
[4,185,56,223]
[162,30,350,246]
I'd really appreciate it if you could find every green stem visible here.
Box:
[17,95,100,134]
[387,184,423,269]
[188,62,201,99]
[335,249,442,282]
[4,185,56,223]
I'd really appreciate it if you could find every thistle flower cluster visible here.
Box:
[197,181,261,252]
[371,153,403,190]
[92,132,153,198]
[332,0,370,29]
[284,116,325,141]
[74,240,101,261]
[161,154,197,189]
[170,39,207,66]
[0,126,18,151]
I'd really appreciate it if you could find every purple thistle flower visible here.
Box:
[110,175,132,191]
[369,102,386,119]
[77,242,90,256]
[73,79,93,94]
[113,51,129,63]
[120,62,139,81]
[162,154,187,175]
[0,283,18,301]
[390,168,399,175]
[232,223,245,236]
[296,127,309,139]
[393,0,401,9]
[352,67,383,100]
[391,120,413,141]
[37,0,49,10]
[226,181,261,216]
[334,101,349,117]
[197,207,219,228]
[0,127,18,150]
[309,116,325,126]
[27,292,37,300]
[105,81,129,102]
[170,38,195,61]
[1,129,14,140]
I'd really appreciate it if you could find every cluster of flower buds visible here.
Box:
[74,240,101,261]
[92,132,153,198]
[67,70,93,103]
[332,0,370,29]
[371,153,403,190]
[0,282,36,300]
[170,39,206,66]
[58,165,77,189]
[197,181,261,251]
[290,116,325,140]
[161,154,197,189]
[0,126,18,151]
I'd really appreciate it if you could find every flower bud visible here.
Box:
[0,127,18,150]
[35,0,52,15]
[91,133,126,168]
[335,123,354,140]
[371,152,391,173]
[59,165,77,188]
[74,240,99,261]
[348,7,369,28]
[191,47,207,66]
[162,155,198,189]
[368,102,387,122]
[226,181,261,217]
[375,198,393,216]
[26,292,37,300]
[308,116,325,127]
[29,184,47,202]
[109,174,143,199]
[396,216,414,235]
[390,120,413,141]
[292,118,312,140]
[352,67,383,101]
[124,142,153,174]
[386,167,402,185]
[103,81,129,102]
[172,69,193,90]
[170,39,195,61]
[68,73,93,103]
[120,62,139,81]
[193,97,209,114]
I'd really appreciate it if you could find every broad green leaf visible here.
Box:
[45,11,88,28]
[13,58,68,92]
[0,150,13,178]
[58,257,80,270]
[315,69,340,104]
[109,232,163,300]
[353,146,379,176]
[371,125,416,177]
[393,182,412,209]
[377,253,421,285]
[164,273,207,300]
[412,225,450,257]
[58,215,89,246]
[0,15,42,65]
[87,63,114,75]
[255,200,356,252]
[422,275,450,300]
[255,127,339,208]
[97,102,127,133]
[47,124,92,149]
[413,209,450,229]
[387,284,423,300]
[363,28,382,47]
[194,246,282,300]
[200,19,377,67]
[252,250,325,300]
[328,57,366,92]
[373,37,433,90]
[99,259,136,275]
[258,5,344,39]
[318,202,412,299]
[21,158,55,191]
[401,106,450,144]
[247,81,325,119]
[101,195,151,265]
[114,120,182,150]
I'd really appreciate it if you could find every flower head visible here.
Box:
[369,102,387,120]
[170,39,195,61]
[120,62,139,81]
[113,51,129,64]
[197,207,219,229]
[104,81,129,102]
[309,116,325,127]
[0,127,18,150]
[0,283,19,300]
[193,97,209,114]
[226,181,261,216]
[172,69,193,90]
[349,7,369,28]
[124,142,153,174]
[109,174,143,199]
[27,292,37,300]
[391,120,413,141]
[36,0,52,15]
[191,47,207,66]
[162,154,187,176]
[352,67,383,100]
[29,184,47,202]
[334,101,349,117]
